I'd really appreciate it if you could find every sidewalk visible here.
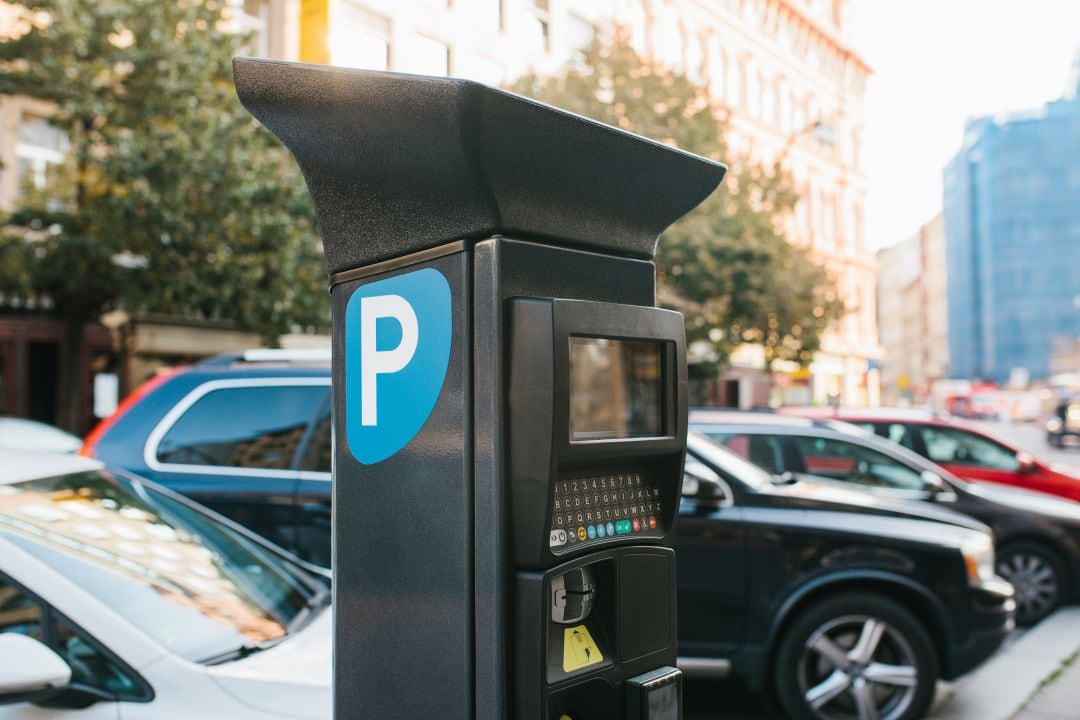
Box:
[928,607,1080,720]
[1010,649,1080,720]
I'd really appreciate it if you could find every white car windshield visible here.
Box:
[0,469,324,662]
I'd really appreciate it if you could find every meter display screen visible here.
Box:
[569,338,662,441]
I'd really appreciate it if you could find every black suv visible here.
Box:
[81,351,334,566]
[678,433,1014,720]
[691,410,1080,625]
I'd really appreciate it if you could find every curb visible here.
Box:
[928,608,1080,720]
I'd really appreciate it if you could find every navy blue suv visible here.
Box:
[82,351,334,566]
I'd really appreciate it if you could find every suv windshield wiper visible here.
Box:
[286,586,332,633]
[201,588,330,665]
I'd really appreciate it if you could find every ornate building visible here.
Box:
[268,0,880,406]
[0,0,880,415]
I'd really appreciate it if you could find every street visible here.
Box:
[973,420,1080,472]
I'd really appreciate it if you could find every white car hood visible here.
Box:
[206,609,332,719]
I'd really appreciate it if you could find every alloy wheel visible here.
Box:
[997,550,1060,624]
[798,614,919,720]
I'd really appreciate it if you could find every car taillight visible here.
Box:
[79,367,186,458]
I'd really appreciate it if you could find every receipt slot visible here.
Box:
[234,58,725,720]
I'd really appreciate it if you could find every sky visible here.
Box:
[852,1,1080,250]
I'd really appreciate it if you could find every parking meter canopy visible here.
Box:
[234,58,726,720]
[233,57,726,275]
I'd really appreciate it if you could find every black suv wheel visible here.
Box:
[774,592,937,720]
[996,542,1065,625]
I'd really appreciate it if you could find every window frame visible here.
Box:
[143,377,331,480]
[712,432,786,476]
[0,569,154,705]
[916,424,1020,472]
[786,432,933,497]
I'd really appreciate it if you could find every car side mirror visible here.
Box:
[1016,452,1038,474]
[0,633,71,705]
[920,471,949,501]
[682,460,731,508]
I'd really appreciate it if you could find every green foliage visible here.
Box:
[511,36,842,367]
[0,0,328,341]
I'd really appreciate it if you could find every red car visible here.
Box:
[780,407,1080,502]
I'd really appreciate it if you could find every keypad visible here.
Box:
[548,472,663,551]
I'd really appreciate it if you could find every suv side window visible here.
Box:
[714,433,785,474]
[878,423,917,451]
[919,425,1019,471]
[157,385,328,469]
[0,574,146,701]
[300,404,332,473]
[792,435,927,491]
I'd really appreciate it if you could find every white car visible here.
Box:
[0,451,332,719]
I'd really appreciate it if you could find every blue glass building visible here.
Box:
[943,71,1080,382]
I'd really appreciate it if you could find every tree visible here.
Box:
[0,0,328,432]
[510,35,842,369]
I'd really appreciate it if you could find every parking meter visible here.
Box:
[234,58,725,720]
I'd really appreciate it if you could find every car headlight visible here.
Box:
[1047,418,1063,432]
[962,534,996,587]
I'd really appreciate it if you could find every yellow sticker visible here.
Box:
[563,625,603,673]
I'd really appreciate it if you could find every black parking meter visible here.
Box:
[234,58,725,720]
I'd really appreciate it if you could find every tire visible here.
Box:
[773,592,938,720]
[996,542,1066,625]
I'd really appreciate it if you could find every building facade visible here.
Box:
[273,0,880,406]
[0,0,880,425]
[876,214,948,404]
[943,68,1080,384]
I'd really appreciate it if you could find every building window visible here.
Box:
[464,54,505,86]
[460,0,502,33]
[761,76,776,126]
[653,9,683,74]
[727,57,743,109]
[684,24,704,83]
[522,0,551,53]
[16,116,68,193]
[746,65,761,118]
[226,0,269,57]
[330,5,390,71]
[618,0,647,54]
[408,34,450,76]
[565,12,595,57]
[778,80,791,134]
[707,36,725,97]
[793,92,806,132]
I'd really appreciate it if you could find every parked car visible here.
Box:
[80,351,333,566]
[1046,397,1080,449]
[692,410,1080,624]
[0,450,331,718]
[677,433,1014,720]
[782,407,1080,502]
[0,417,81,454]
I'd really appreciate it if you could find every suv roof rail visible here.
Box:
[196,349,332,366]
[242,349,331,362]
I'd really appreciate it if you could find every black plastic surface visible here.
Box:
[330,249,473,719]
[233,58,726,275]
[514,547,677,720]
[508,297,688,568]
[472,238,658,720]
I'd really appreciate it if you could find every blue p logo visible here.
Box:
[345,268,452,464]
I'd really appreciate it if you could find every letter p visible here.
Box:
[360,294,419,426]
